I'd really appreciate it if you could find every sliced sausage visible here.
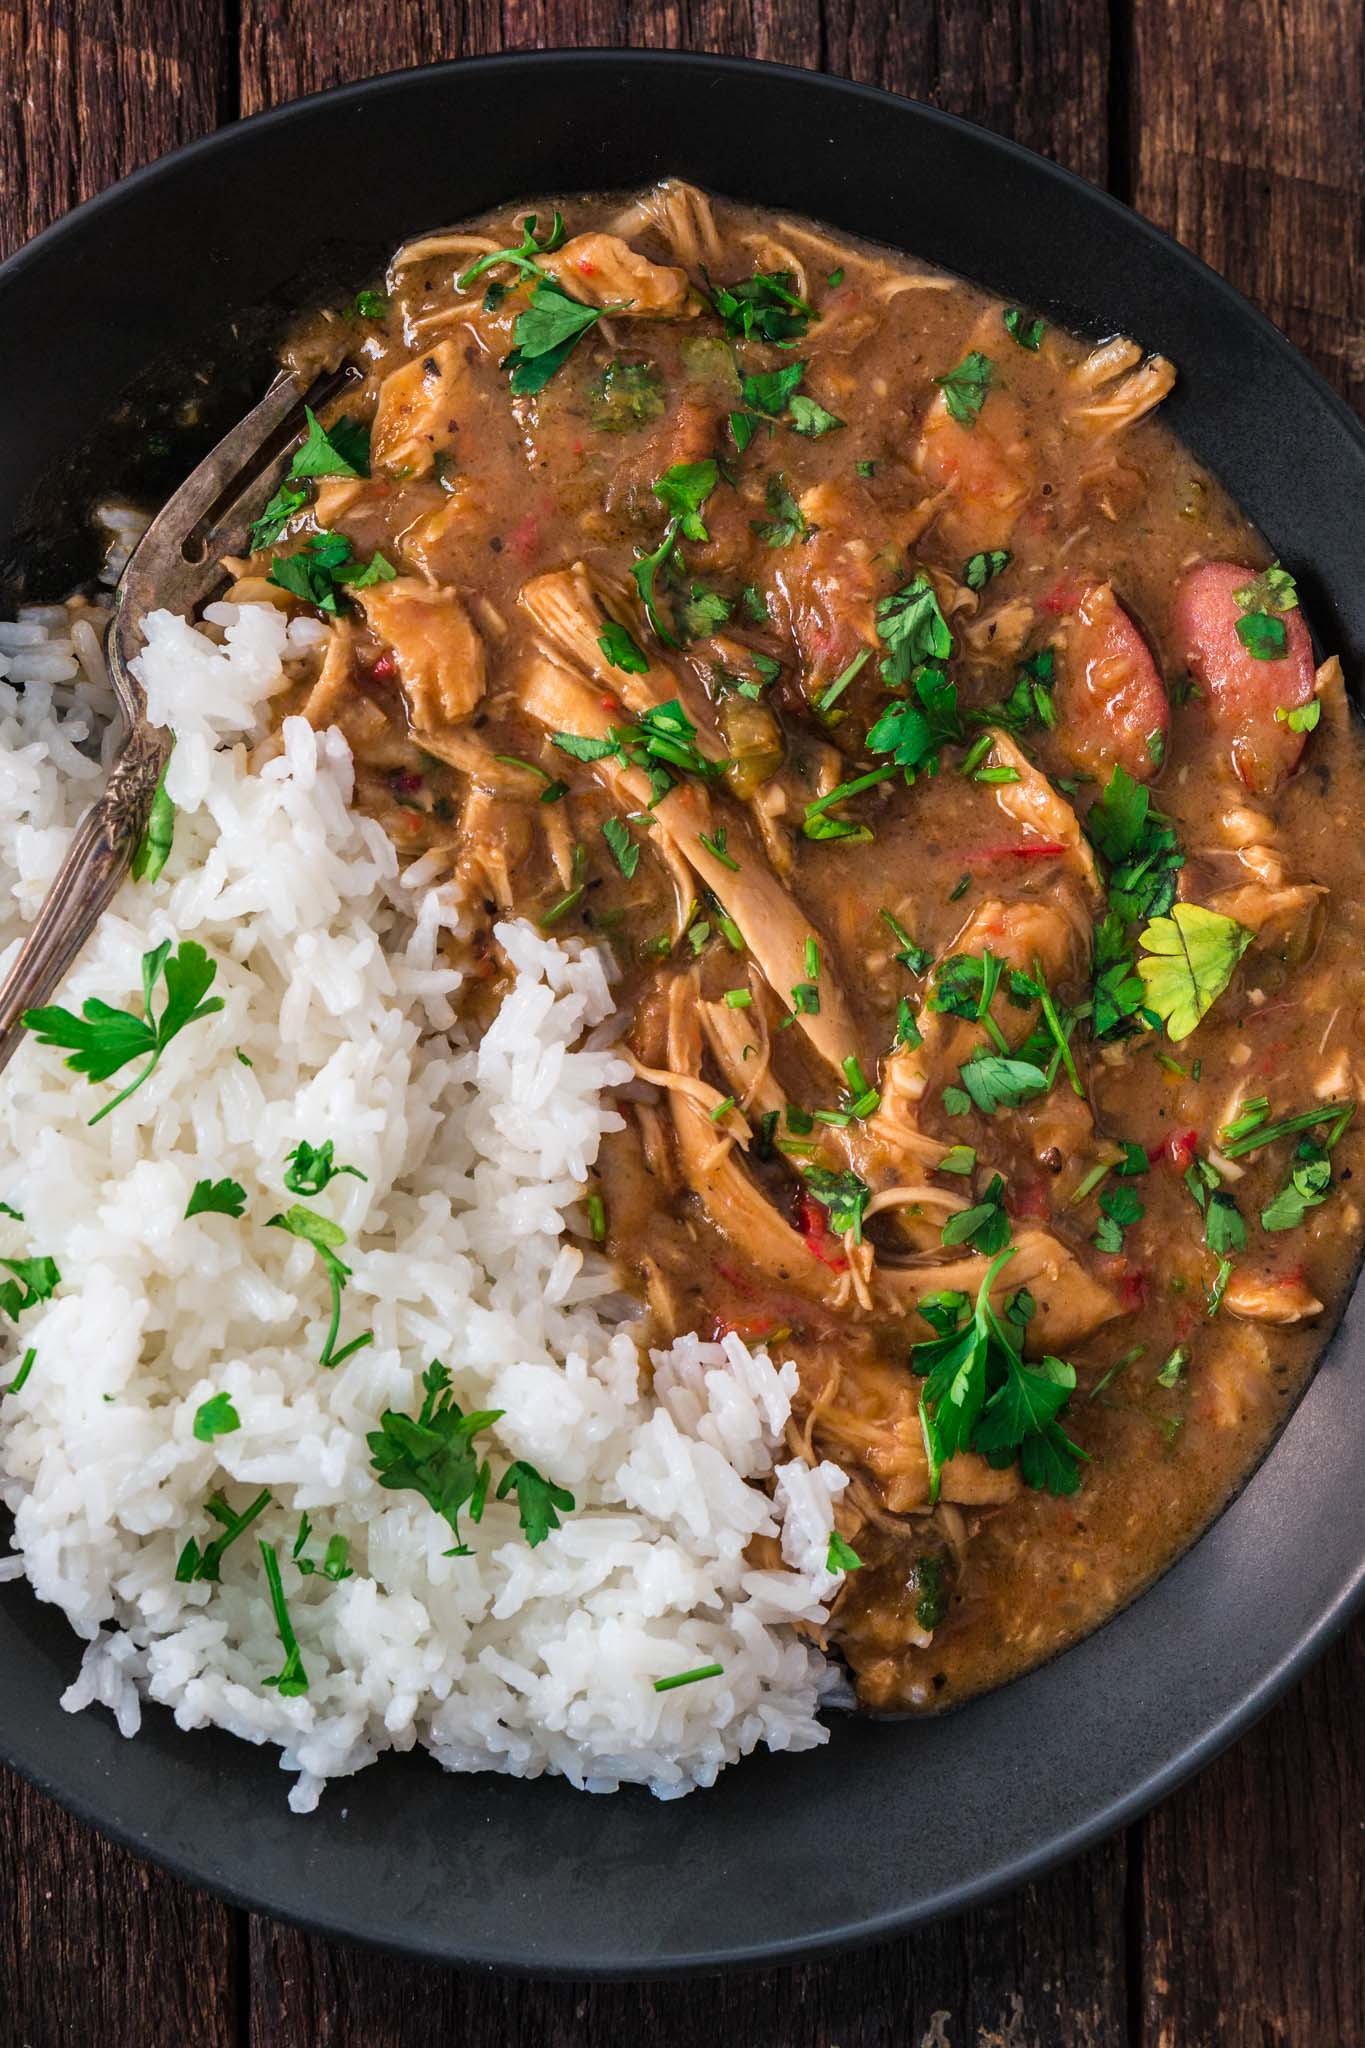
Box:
[1171,561,1315,794]
[1053,581,1168,783]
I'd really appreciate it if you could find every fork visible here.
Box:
[0,364,353,1078]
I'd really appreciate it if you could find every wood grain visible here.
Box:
[0,1769,240,2048]
[1136,1623,1365,2048]
[1130,0,1365,414]
[247,1838,1128,2048]
[1,2,1364,2044]
[0,0,231,257]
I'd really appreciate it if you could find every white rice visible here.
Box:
[0,598,848,1808]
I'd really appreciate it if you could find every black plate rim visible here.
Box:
[1,47,1364,1978]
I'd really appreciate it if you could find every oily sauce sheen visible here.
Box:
[247,181,1365,1711]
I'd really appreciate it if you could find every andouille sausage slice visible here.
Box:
[1051,581,1169,783]
[1171,560,1315,794]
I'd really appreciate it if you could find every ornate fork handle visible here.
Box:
[0,720,172,1074]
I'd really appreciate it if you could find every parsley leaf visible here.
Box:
[964,549,1011,590]
[185,1177,247,1220]
[494,1460,576,1546]
[633,460,720,642]
[266,1204,372,1369]
[1094,1183,1143,1254]
[597,619,650,674]
[803,1167,871,1243]
[940,1172,1010,1253]
[913,1247,1084,1500]
[826,1531,863,1573]
[876,574,953,682]
[259,1540,309,1696]
[1003,308,1045,351]
[268,530,396,613]
[752,472,808,549]
[130,768,175,884]
[866,665,963,782]
[290,406,370,481]
[284,1139,367,1197]
[957,1052,1050,1115]
[23,939,223,1126]
[934,351,995,426]
[1136,903,1254,1042]
[1261,1136,1334,1231]
[602,816,640,878]
[193,1391,241,1443]
[706,268,812,343]
[249,482,309,553]
[788,393,844,437]
[0,1254,60,1323]
[506,281,605,396]
[367,1361,504,1556]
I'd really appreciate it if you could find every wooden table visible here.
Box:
[1,4,1362,2041]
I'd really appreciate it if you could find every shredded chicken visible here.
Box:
[543,234,696,318]
[356,578,487,730]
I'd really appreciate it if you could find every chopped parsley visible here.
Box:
[1232,562,1298,662]
[826,1531,863,1573]
[1261,1137,1334,1231]
[603,816,641,878]
[193,1392,240,1443]
[598,619,650,674]
[23,939,224,1127]
[1094,1183,1143,1254]
[284,1139,367,1197]
[632,460,720,642]
[964,550,1011,590]
[2,1347,36,1396]
[1135,903,1253,1043]
[865,665,963,782]
[957,1051,1050,1115]
[752,473,808,549]
[705,268,812,344]
[268,530,396,613]
[933,350,995,426]
[130,769,175,884]
[913,1247,1085,1500]
[976,646,1057,734]
[291,407,371,481]
[175,1486,271,1584]
[940,1173,1010,1254]
[353,289,390,320]
[1003,308,1045,350]
[367,1360,574,1554]
[876,574,953,682]
[259,1540,309,1696]
[879,908,932,976]
[654,1662,725,1693]
[803,1167,870,1243]
[0,1255,59,1323]
[185,1177,247,1220]
[265,1205,372,1370]
[293,1514,353,1581]
[505,281,607,396]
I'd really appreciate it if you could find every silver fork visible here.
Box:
[0,363,355,1077]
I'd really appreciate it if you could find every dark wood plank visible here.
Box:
[0,1767,240,2048]
[0,0,232,258]
[1130,0,1365,414]
[825,0,1110,184]
[247,1835,1126,2047]
[1137,1622,1365,2048]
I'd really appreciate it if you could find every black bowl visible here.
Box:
[2,51,1364,1977]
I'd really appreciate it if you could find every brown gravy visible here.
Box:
[238,181,1365,1711]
